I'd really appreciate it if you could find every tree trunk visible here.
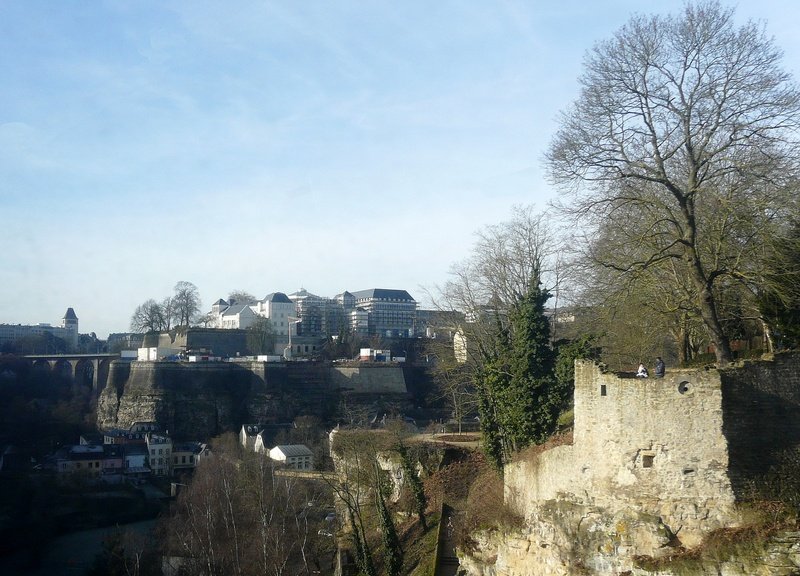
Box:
[696,283,733,364]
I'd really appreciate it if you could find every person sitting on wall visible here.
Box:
[655,357,666,378]
[636,363,649,378]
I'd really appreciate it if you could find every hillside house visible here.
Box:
[269,445,314,470]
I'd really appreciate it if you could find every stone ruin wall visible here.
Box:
[507,361,738,547]
[720,353,800,495]
[505,353,800,549]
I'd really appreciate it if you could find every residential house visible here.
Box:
[254,431,270,454]
[146,433,173,476]
[102,444,124,478]
[219,304,258,330]
[123,444,150,480]
[58,445,104,479]
[172,442,204,473]
[104,421,159,445]
[253,292,296,342]
[240,424,261,452]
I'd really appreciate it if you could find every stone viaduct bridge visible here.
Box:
[23,353,120,392]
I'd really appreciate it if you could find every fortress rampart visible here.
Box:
[505,353,800,549]
[98,360,410,439]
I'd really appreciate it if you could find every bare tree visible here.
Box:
[547,1,800,364]
[161,296,176,331]
[228,290,257,305]
[173,281,201,329]
[164,433,320,576]
[247,317,276,355]
[437,204,564,367]
[129,299,166,333]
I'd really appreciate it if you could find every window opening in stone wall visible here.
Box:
[683,467,696,475]
[642,454,654,468]
[600,384,607,396]
[678,381,692,395]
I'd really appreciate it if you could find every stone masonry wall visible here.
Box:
[97,361,410,440]
[329,365,408,394]
[720,352,800,496]
[506,361,737,547]
[475,354,800,575]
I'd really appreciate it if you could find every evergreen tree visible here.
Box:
[476,280,560,467]
[553,334,601,414]
[397,444,427,531]
[505,283,557,447]
[758,221,800,350]
[375,472,403,576]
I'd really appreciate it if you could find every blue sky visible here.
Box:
[2,0,799,338]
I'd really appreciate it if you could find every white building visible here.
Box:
[269,445,314,470]
[219,304,258,329]
[146,433,173,476]
[0,307,79,351]
[252,293,296,339]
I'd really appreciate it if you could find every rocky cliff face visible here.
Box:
[97,361,411,439]
[460,518,800,575]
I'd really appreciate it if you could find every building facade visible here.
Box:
[350,289,417,337]
[203,288,418,343]
[0,307,79,352]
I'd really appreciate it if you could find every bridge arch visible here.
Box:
[53,359,73,380]
[32,359,51,372]
[75,358,95,388]
[22,353,120,394]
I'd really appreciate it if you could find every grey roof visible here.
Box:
[221,304,253,317]
[289,288,322,300]
[272,444,313,458]
[63,307,78,320]
[173,442,203,454]
[351,289,415,302]
[213,299,229,306]
[263,292,292,304]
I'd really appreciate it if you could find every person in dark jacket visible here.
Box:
[655,357,665,378]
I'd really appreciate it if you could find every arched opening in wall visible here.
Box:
[54,359,73,381]
[678,381,692,395]
[75,359,94,388]
[32,359,51,372]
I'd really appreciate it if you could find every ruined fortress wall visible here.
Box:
[507,361,738,542]
[572,362,733,508]
[97,361,282,439]
[97,361,409,440]
[720,352,800,495]
[507,354,800,548]
[505,444,576,505]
